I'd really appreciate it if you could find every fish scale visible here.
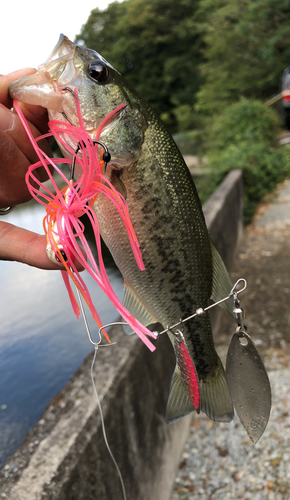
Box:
[9,34,234,424]
[95,115,220,377]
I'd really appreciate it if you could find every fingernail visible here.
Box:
[0,104,15,131]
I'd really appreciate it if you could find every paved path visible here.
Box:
[171,179,290,500]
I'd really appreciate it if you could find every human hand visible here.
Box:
[0,69,81,270]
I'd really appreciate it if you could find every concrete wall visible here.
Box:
[0,169,243,500]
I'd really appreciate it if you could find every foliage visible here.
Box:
[75,0,203,132]
[76,0,290,221]
[207,98,281,148]
[205,99,290,222]
[174,129,206,156]
[76,0,290,127]
[195,0,290,114]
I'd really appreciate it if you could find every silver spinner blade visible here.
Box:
[226,330,271,443]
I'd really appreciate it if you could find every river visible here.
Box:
[0,200,124,469]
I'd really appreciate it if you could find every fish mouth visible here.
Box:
[44,34,75,63]
[9,34,126,133]
[9,34,78,110]
[9,35,139,167]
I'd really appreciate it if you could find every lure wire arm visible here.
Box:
[98,278,247,340]
[74,284,102,347]
[72,273,117,348]
[156,278,247,338]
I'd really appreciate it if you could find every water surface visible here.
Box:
[0,201,124,468]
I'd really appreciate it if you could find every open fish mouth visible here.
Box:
[9,34,145,167]
[9,34,127,138]
[9,35,76,110]
[44,33,75,63]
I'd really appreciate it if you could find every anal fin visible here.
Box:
[165,365,195,424]
[122,283,161,335]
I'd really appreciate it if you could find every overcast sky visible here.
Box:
[1,0,116,75]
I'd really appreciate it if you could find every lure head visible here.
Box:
[46,218,72,266]
[9,34,147,171]
[46,239,68,266]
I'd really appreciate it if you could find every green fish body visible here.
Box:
[9,35,234,423]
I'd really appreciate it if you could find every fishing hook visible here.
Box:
[62,87,79,100]
[61,111,74,126]
[61,87,112,177]
[70,140,111,180]
[60,89,79,125]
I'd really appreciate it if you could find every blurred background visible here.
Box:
[1,0,290,469]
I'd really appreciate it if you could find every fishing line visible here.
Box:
[74,280,127,500]
[90,347,127,500]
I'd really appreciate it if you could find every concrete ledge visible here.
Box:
[203,169,244,335]
[0,170,243,500]
[203,169,244,272]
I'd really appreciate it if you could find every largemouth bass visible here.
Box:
[9,35,234,423]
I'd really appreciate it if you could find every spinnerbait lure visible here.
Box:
[13,95,157,351]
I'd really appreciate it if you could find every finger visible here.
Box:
[0,68,36,108]
[0,128,52,206]
[17,101,50,135]
[0,69,50,142]
[0,130,32,206]
[0,222,85,271]
[0,104,52,165]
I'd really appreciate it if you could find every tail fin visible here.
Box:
[165,358,234,424]
[199,356,234,422]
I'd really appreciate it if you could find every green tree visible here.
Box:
[75,0,203,132]
[205,99,290,222]
[195,0,290,114]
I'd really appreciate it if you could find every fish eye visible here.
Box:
[87,61,109,83]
